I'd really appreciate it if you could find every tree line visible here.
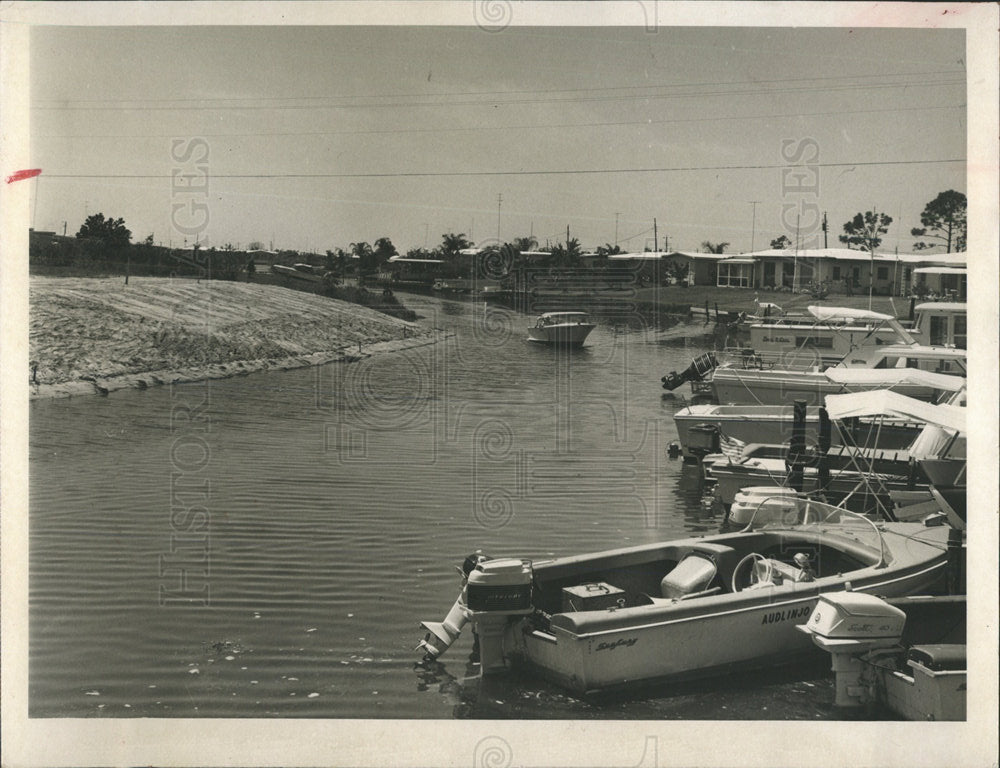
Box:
[768,190,967,254]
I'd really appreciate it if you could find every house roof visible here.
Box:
[388,256,444,264]
[913,266,967,275]
[607,250,729,261]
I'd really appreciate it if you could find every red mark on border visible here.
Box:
[6,168,42,184]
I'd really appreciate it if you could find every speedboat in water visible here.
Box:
[417,498,954,696]
[527,312,595,347]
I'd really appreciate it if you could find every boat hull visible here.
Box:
[710,368,941,407]
[499,525,950,695]
[674,404,921,456]
[527,323,595,346]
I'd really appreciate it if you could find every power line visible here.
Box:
[35,103,966,141]
[32,69,966,106]
[43,158,964,181]
[31,79,964,111]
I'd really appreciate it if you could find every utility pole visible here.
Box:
[749,201,760,253]
[653,218,658,252]
[663,234,670,252]
[614,212,620,247]
[566,224,570,245]
[868,207,876,311]
[497,193,502,244]
[62,221,67,236]
[822,211,828,249]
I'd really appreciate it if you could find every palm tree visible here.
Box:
[439,232,473,258]
[350,241,375,278]
[511,235,538,254]
[701,241,729,254]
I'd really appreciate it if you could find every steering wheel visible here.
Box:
[731,553,774,593]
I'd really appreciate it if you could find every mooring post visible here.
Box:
[787,399,807,492]
[817,406,831,493]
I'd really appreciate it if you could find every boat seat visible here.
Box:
[660,552,718,599]
[907,644,966,671]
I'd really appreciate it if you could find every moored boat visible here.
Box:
[527,311,595,347]
[673,402,924,458]
[730,303,966,370]
[417,499,954,696]
[798,591,966,720]
[708,352,966,406]
[701,390,966,515]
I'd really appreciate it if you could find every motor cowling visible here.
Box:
[661,352,718,390]
[417,555,533,666]
[464,558,534,615]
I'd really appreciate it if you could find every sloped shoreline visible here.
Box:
[28,276,443,400]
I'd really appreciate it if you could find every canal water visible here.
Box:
[29,292,843,719]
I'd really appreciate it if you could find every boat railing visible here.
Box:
[738,495,887,568]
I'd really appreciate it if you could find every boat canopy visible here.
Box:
[539,311,589,319]
[824,390,966,433]
[824,367,966,391]
[808,306,895,323]
[870,344,968,361]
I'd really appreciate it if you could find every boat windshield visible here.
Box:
[738,496,887,567]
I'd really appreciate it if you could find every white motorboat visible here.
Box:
[741,305,914,369]
[708,349,966,406]
[702,390,966,515]
[799,591,966,720]
[527,312,595,347]
[417,499,954,696]
[673,402,923,458]
[734,303,966,370]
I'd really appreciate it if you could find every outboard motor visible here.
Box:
[418,555,534,673]
[416,552,491,660]
[661,352,718,391]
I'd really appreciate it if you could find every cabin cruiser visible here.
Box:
[732,303,966,370]
[417,498,955,696]
[527,312,595,347]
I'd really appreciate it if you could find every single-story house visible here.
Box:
[911,266,967,300]
[742,248,966,296]
[606,251,729,285]
[382,255,445,284]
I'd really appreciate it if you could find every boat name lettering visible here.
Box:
[594,638,638,652]
[763,335,792,343]
[761,605,813,625]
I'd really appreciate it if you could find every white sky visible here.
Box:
[30,25,966,254]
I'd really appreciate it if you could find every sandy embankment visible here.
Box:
[28,276,444,399]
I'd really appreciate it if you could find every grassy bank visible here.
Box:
[28,276,436,399]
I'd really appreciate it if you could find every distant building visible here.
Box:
[741,248,966,297]
[607,251,729,285]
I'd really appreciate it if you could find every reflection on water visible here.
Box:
[28,292,837,719]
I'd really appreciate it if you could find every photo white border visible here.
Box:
[2,3,997,766]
